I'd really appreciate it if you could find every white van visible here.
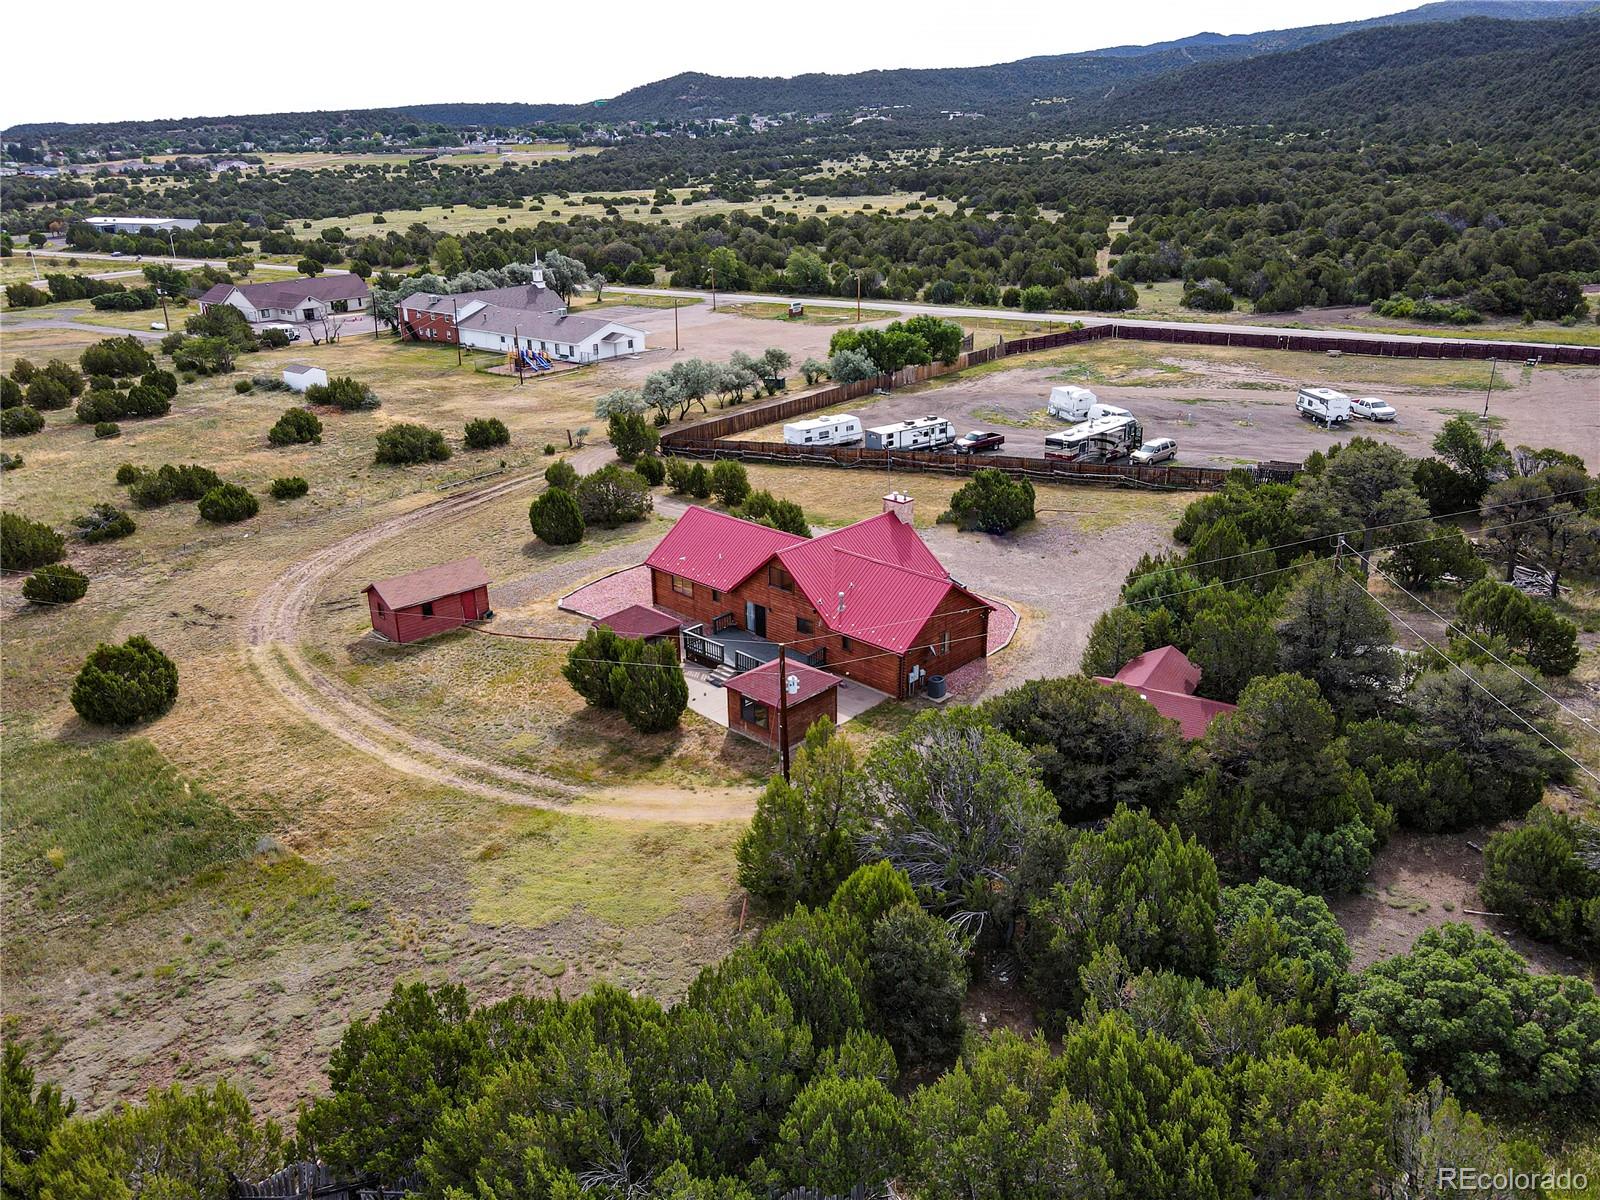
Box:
[1296,386,1352,427]
[864,415,955,451]
[784,414,863,447]
[1047,385,1129,423]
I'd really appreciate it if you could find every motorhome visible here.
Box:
[1047,385,1130,423]
[864,415,956,451]
[1296,387,1352,426]
[1044,414,1144,462]
[783,415,864,447]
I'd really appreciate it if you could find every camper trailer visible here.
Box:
[1047,385,1130,423]
[864,415,956,451]
[1296,387,1352,427]
[784,415,864,447]
[1044,414,1144,462]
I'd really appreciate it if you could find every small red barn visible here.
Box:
[364,558,491,644]
[724,659,840,748]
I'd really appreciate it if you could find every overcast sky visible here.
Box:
[7,0,1428,127]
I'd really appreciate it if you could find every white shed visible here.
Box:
[282,363,328,393]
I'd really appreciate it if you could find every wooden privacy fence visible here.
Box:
[658,320,1595,491]
[667,437,1239,490]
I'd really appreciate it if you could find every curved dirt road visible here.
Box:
[243,466,757,824]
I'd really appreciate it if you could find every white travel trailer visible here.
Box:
[864,415,956,451]
[784,414,864,447]
[1044,414,1144,462]
[1296,386,1352,426]
[1046,385,1130,423]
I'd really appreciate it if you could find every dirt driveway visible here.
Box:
[744,356,1600,471]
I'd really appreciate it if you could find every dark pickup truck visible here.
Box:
[953,430,1005,454]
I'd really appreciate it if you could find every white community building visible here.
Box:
[397,263,647,364]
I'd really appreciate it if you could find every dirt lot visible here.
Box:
[742,342,1600,470]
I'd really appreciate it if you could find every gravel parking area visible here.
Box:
[740,352,1600,471]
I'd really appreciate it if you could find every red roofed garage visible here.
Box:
[364,558,492,644]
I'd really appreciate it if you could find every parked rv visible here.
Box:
[954,430,1006,454]
[1048,385,1131,423]
[1350,396,1397,421]
[783,415,864,446]
[864,415,956,451]
[1044,414,1144,462]
[1296,387,1352,426]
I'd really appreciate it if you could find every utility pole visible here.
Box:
[156,288,170,331]
[776,643,792,782]
[856,273,862,323]
[673,299,680,352]
[710,264,717,312]
[1482,358,1498,439]
[514,325,523,383]
[452,295,461,366]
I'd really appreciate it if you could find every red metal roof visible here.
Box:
[725,659,839,707]
[593,604,682,639]
[364,557,489,611]
[777,512,987,654]
[1113,645,1201,695]
[1094,646,1235,740]
[644,506,807,592]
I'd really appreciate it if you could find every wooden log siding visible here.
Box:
[652,563,986,697]
[658,322,1595,491]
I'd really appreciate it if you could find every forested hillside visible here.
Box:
[5,0,1593,150]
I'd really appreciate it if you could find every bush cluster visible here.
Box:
[269,476,310,500]
[70,635,179,726]
[374,423,451,465]
[22,563,89,605]
[462,417,509,450]
[306,376,379,411]
[1,511,65,569]
[562,626,688,733]
[197,483,260,524]
[528,487,584,545]
[267,407,322,446]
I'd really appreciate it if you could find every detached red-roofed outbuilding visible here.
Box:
[724,659,840,748]
[364,558,491,644]
[1094,645,1236,740]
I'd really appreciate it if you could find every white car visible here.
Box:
[1351,396,1397,421]
[1131,438,1178,464]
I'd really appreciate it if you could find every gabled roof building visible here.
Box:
[646,499,992,699]
[200,274,370,324]
[1094,645,1236,739]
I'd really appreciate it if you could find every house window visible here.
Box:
[672,575,694,598]
[768,565,794,591]
[627,339,634,349]
[739,696,769,728]
[421,601,434,617]
[841,636,853,651]
[796,616,813,635]
[711,590,721,601]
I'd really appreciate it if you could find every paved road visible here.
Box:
[22,248,347,275]
[610,286,1593,354]
[2,315,165,340]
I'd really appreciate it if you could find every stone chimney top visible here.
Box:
[883,492,914,524]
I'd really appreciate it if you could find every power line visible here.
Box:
[1361,557,1595,733]
[1334,558,1599,787]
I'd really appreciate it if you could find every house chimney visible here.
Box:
[883,492,914,524]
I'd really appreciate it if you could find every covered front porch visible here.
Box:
[681,618,826,674]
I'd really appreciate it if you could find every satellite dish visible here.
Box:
[785,673,799,695]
